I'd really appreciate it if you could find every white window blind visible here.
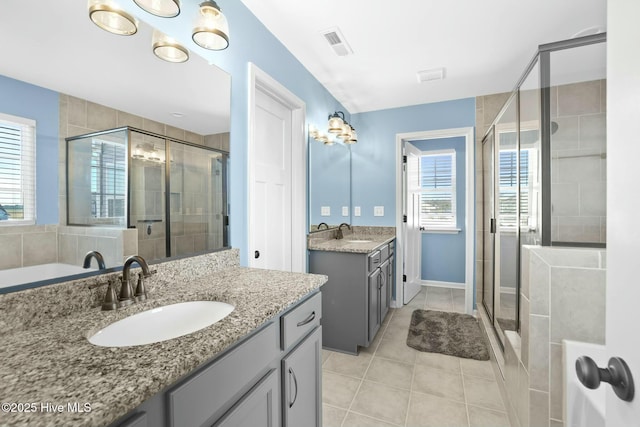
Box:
[90,139,126,219]
[419,150,456,228]
[0,113,36,225]
[499,149,529,229]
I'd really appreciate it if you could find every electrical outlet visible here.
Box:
[321,206,330,216]
[354,206,361,217]
[374,206,384,217]
[342,206,349,216]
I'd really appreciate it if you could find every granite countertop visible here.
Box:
[308,226,396,254]
[0,267,327,427]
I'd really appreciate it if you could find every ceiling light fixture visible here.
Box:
[192,0,230,51]
[328,111,345,134]
[153,30,189,63]
[88,0,138,36]
[134,0,181,18]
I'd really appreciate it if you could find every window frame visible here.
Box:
[0,112,36,226]
[418,148,458,231]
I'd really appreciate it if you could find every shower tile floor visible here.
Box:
[322,286,511,427]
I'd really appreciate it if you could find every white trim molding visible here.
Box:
[395,126,475,314]
[247,63,307,273]
[421,280,466,290]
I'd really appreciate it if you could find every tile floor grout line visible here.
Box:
[461,362,472,427]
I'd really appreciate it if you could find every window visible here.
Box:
[419,150,456,228]
[499,149,530,229]
[0,113,36,225]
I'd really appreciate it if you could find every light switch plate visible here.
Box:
[354,206,361,217]
[374,206,384,217]
[321,206,331,216]
[342,206,349,216]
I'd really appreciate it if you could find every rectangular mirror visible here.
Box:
[0,2,231,292]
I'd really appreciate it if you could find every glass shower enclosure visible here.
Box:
[481,33,606,348]
[67,127,229,262]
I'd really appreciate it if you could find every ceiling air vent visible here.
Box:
[321,27,353,57]
[417,67,446,83]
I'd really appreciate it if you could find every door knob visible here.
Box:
[576,355,635,402]
[254,250,260,259]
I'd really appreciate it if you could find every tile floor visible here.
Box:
[322,286,512,427]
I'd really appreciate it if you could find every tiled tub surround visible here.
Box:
[0,248,327,427]
[308,226,396,253]
[0,225,137,277]
[502,246,605,427]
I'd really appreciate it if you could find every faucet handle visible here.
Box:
[101,279,118,311]
[134,273,148,302]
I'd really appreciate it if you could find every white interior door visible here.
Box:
[403,142,422,304]
[251,88,292,271]
[606,1,640,424]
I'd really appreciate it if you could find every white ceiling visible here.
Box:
[240,0,607,113]
[0,1,230,135]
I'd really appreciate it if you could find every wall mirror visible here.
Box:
[0,2,231,293]
[308,136,352,232]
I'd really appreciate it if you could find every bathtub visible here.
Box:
[0,263,97,291]
[564,340,606,427]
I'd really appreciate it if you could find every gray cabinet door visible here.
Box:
[368,270,380,342]
[282,327,322,427]
[213,369,280,427]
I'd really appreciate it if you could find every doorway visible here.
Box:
[395,127,475,313]
[247,64,306,273]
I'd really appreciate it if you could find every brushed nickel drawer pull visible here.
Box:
[297,311,316,327]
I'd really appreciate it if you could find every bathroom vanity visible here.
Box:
[0,249,326,427]
[308,227,395,354]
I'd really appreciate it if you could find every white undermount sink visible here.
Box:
[346,239,372,243]
[88,301,234,347]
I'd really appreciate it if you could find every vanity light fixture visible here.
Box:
[346,125,358,144]
[192,0,230,51]
[134,0,180,18]
[88,0,138,36]
[328,111,345,134]
[152,30,189,63]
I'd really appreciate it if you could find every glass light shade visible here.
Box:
[132,145,145,159]
[324,139,335,146]
[327,114,344,134]
[153,30,189,63]
[88,0,138,36]
[192,1,229,50]
[317,133,329,144]
[338,122,352,140]
[346,127,358,144]
[308,125,319,140]
[134,0,180,18]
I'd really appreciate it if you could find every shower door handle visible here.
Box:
[490,218,496,234]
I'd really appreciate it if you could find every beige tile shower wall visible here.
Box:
[475,92,512,308]
[514,245,605,427]
[550,80,607,244]
[0,225,58,269]
[57,226,138,269]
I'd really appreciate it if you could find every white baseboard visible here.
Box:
[421,280,466,290]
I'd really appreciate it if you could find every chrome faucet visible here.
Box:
[83,251,106,270]
[118,255,152,307]
[336,223,351,239]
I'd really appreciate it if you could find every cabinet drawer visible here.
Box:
[379,244,389,261]
[368,251,381,271]
[281,292,321,351]
[167,322,278,427]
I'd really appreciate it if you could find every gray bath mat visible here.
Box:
[406,310,489,360]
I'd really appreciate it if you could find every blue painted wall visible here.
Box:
[309,142,351,227]
[0,75,59,224]
[410,137,466,283]
[350,98,476,225]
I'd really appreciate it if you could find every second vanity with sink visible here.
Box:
[308,226,396,354]
[0,249,326,427]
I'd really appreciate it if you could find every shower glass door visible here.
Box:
[482,126,496,326]
[129,130,167,261]
[169,141,227,257]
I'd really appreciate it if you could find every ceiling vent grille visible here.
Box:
[321,27,353,56]
[417,68,446,83]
